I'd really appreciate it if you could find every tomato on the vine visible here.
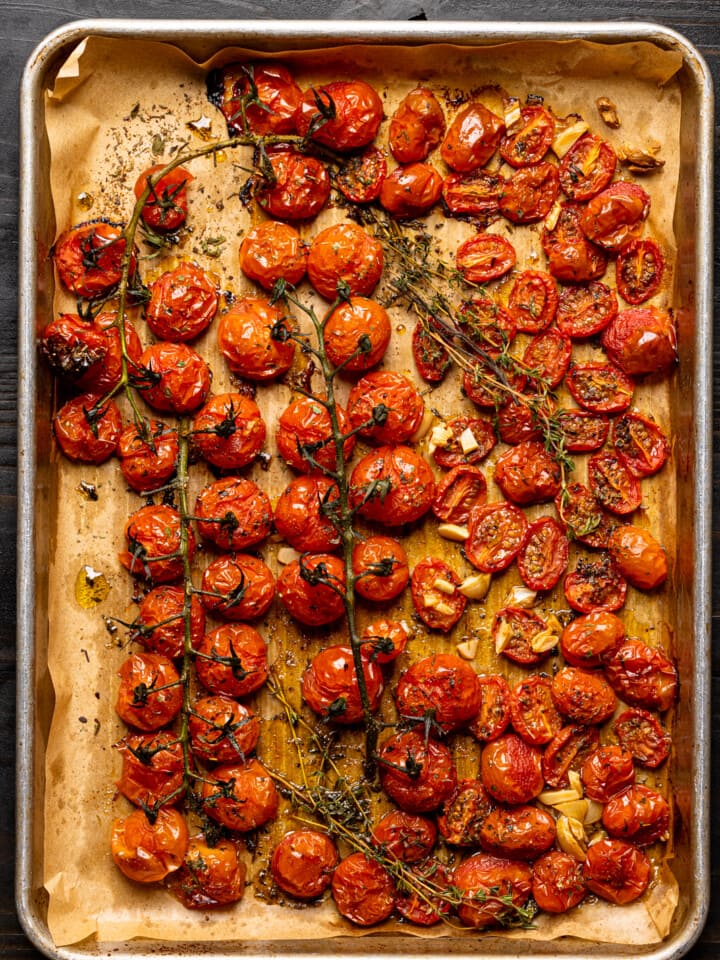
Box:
[324,298,391,371]
[239,221,307,291]
[395,653,480,731]
[53,394,122,464]
[295,80,384,151]
[167,836,246,910]
[302,645,383,723]
[188,694,260,764]
[194,622,268,698]
[256,150,331,221]
[200,553,275,621]
[54,220,133,299]
[115,652,183,731]
[360,618,409,664]
[217,297,295,381]
[41,311,142,393]
[118,419,178,493]
[350,446,436,526]
[347,370,424,445]
[195,476,272,552]
[132,584,205,660]
[353,535,409,602]
[276,395,354,473]
[137,342,211,414]
[378,729,457,813]
[307,222,383,301]
[277,553,346,626]
[273,475,341,553]
[115,730,185,809]
[218,62,302,136]
[119,504,193,584]
[134,164,193,233]
[111,808,188,884]
[200,759,279,831]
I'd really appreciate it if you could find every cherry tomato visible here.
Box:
[394,860,450,926]
[556,281,618,339]
[462,362,524,410]
[469,675,511,742]
[360,618,410,665]
[378,729,457,813]
[465,502,528,573]
[499,161,559,224]
[616,238,664,305]
[239,221,307,291]
[564,557,628,614]
[350,446,436,526]
[118,419,178,493]
[542,203,608,283]
[325,297,391,371]
[134,164,193,233]
[441,102,505,173]
[500,105,554,167]
[115,730,184,809]
[613,411,668,478]
[452,853,532,929]
[496,391,556,446]
[296,80,383,151]
[41,311,142,393]
[410,557,466,634]
[556,409,609,453]
[588,452,642,516]
[336,146,386,203]
[217,297,294,382]
[456,296,516,353]
[551,666,617,725]
[274,475,341,553]
[331,853,396,926]
[195,477,272,552]
[456,233,516,283]
[389,87,445,163]
[379,162,443,218]
[442,170,503,217]
[192,392,266,470]
[53,394,122,464]
[517,516,568,592]
[395,653,480,731]
[542,724,600,788]
[432,465,488,524]
[507,270,558,333]
[614,707,671,768]
[307,222,383,301]
[555,481,619,549]
[132,584,205,660]
[167,836,246,909]
[480,732,543,804]
[604,639,678,712]
[608,524,667,590]
[119,504,193,584]
[111,808,188,884]
[494,440,561,505]
[201,759,279,831]
[602,784,670,847]
[601,307,677,376]
[353,535,409,602]
[302,645,382,723]
[522,328,572,389]
[560,611,625,668]
[277,554,346,627]
[412,319,451,382]
[137,342,211,414]
[276,395,354,473]
[437,779,495,847]
[580,182,650,251]
[566,361,634,414]
[583,839,650,905]
[509,676,563,746]
[532,851,587,914]
[559,132,616,201]
[218,62,302,136]
[480,804,556,861]
[432,417,496,470]
[371,810,437,863]
[194,623,268,698]
[54,220,132,298]
[581,745,636,802]
[115,652,182,731]
[271,830,339,899]
[200,553,275,621]
[256,150,330,221]
[347,370,424,444]
[188,694,260,764]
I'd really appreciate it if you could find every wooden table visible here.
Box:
[2,0,717,955]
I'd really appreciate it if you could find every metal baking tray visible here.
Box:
[17,18,713,960]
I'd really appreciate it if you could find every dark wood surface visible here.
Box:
[2,0,718,955]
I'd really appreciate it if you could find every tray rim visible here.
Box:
[16,17,714,960]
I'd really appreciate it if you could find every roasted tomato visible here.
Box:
[551,667,617,725]
[582,839,650,905]
[602,784,670,847]
[558,132,616,201]
[509,676,563,746]
[115,730,185,809]
[277,554,346,627]
[616,238,664,305]
[188,694,260,764]
[588,452,642,516]
[276,395,354,473]
[389,87,445,163]
[119,504,193,583]
[115,652,183,731]
[498,161,559,224]
[195,477,273,552]
[353,535,409,602]
[469,675,511,742]
[492,606,555,667]
[556,409,609,453]
[430,412,496,468]
[302,645,383,723]
[500,105,554,166]
[507,270,558,333]
[494,391,551,447]
[239,221,307,291]
[217,297,295,381]
[604,639,678,712]
[347,370,424,445]
[532,851,587,914]
[271,830,339,899]
[480,733,543,804]
[566,361,634,414]
[580,182,650,250]
[379,162,443,218]
[442,170,503,218]
[167,836,245,909]
[494,440,561,505]
[336,146,387,204]
[608,524,668,590]
[601,306,677,376]
[412,319,451,383]
[394,860,450,926]
[200,759,279,831]
[452,853,532,929]
[542,724,600,788]
[581,745,636,802]
[432,465,488,524]
[53,394,122,464]
[465,502,528,573]
[437,779,495,846]
[307,222,383,301]
[441,102,505,173]
[556,281,618,339]
[331,853,396,926]
[522,328,572,389]
[613,411,668,478]
[200,553,275,621]
[517,516,568,592]
[296,79,383,151]
[118,419,178,493]
[410,557,466,634]
[192,392,266,470]
[456,233,516,283]
[542,203,608,283]
[194,622,268,698]
[559,611,625,668]
[555,481,619,549]
[564,556,628,614]
[256,150,330,220]
[360,618,410,664]
[41,311,142,393]
[274,475,341,553]
[479,804,556,861]
[132,584,205,660]
[395,653,480,731]
[111,807,188,884]
[54,220,131,298]
[462,361,523,410]
[371,810,437,863]
[614,707,672,769]
[379,729,457,813]
[217,62,302,136]
[324,298,391,371]
[456,296,516,353]
[350,446,435,526]
[137,342,211,414]
[134,164,193,233]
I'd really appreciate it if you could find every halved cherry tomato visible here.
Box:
[480,733,543,804]
[53,394,122,464]
[410,557,466,634]
[612,411,669,478]
[378,729,457,813]
[556,281,618,339]
[277,554,346,627]
[560,611,625,668]
[194,622,268,698]
[324,298,391,371]
[217,297,295,381]
[111,808,188,884]
[556,409,609,453]
[456,233,516,283]
[360,618,409,665]
[394,860,450,926]
[379,162,443,218]
[200,759,279,832]
[616,238,664,304]
[296,80,383,151]
[469,675,511,743]
[532,851,587,913]
[350,446,436,526]
[614,707,671,768]
[509,676,563,746]
[167,836,245,909]
[500,105,554,167]
[608,524,668,589]
[581,745,636,802]
[441,102,505,173]
[256,150,330,220]
[115,652,182,731]
[551,666,617,725]
[494,440,561,505]
[276,395,354,473]
[564,556,628,614]
[273,475,341,553]
[134,164,193,233]
[442,170,503,217]
[271,830,339,899]
[465,502,528,573]
[371,810,437,863]
[604,639,678,712]
[191,392,266,470]
[54,220,132,299]
[217,62,302,136]
[583,839,650,905]
[523,329,572,389]
[602,784,670,846]
[307,222,383,301]
[118,419,178,493]
[119,504,193,583]
[559,132,616,201]
[195,477,273,552]
[336,146,387,204]
[452,853,532,929]
[395,653,480,731]
[480,804,556,861]
[462,362,526,411]
[507,270,558,333]
[499,161,559,224]
[353,535,409,602]
[331,853,396,926]
[347,370,424,445]
[115,730,184,809]
[132,584,205,660]
[137,342,211,414]
[432,417,496,470]
[517,516,568,591]
[542,203,608,283]
[200,553,275,621]
[432,465,487,524]
[412,319,451,383]
[389,87,446,163]
[542,724,600,788]
[41,311,142,393]
[456,297,516,354]
[189,694,260,764]
[566,361,634,414]
[580,181,650,250]
[588,452,642,516]
[239,221,307,291]
[302,645,383,724]
[555,481,619,549]
[496,391,555,446]
[437,779,495,847]
[601,307,677,376]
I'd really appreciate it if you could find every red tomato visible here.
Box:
[115,653,182,731]
[588,452,642,516]
[274,475,341,553]
[132,585,205,660]
[118,419,178,493]
[601,307,677,376]
[442,170,503,217]
[551,666,617,725]
[509,676,562,746]
[564,557,628,614]
[325,298,391,372]
[137,342,211,414]
[566,361,634,414]
[583,839,650,905]
[555,481,619,549]
[200,553,275,621]
[167,836,245,909]
[602,784,670,846]
[134,164,193,233]
[559,132,616,201]
[347,370,424,444]
[556,409,609,453]
[115,730,184,809]
[580,181,650,250]
[192,392,266,470]
[507,270,558,333]
[256,150,330,220]
[533,852,587,915]
[239,221,307,291]
[378,729,457,813]
[581,745,636,802]
[480,733,543,804]
[604,639,678,712]
[303,646,383,722]
[201,759,279,831]
[189,695,260,764]
[616,238,664,305]
[350,446,436,526]
[217,297,295,381]
[500,105,554,166]
[433,419,496,471]
[456,233,516,283]
[441,102,505,173]
[353,535,409,602]
[41,311,142,393]
[556,281,618,339]
[479,804,556,861]
[560,611,625,668]
[119,504,193,584]
[111,808,188,884]
[411,319,451,383]
[437,779,495,847]
[542,724,600,788]
[331,853,396,926]
[389,87,445,163]
[499,161,559,224]
[395,653,480,732]
[53,394,122,464]
[469,675,511,742]
[613,411,668,478]
[518,516,568,592]
[456,296,516,354]
[271,830,338,899]
[307,222,383,301]
[522,328,572,389]
[54,220,132,298]
[195,477,272,552]
[336,146,387,203]
[277,554,346,627]
[360,618,410,665]
[379,162,443,218]
[218,62,302,136]
[542,203,608,283]
[496,391,555,446]
[462,362,525,410]
[394,860,450,926]
[194,623,268,698]
[608,524,668,589]
[432,465,488,524]
[452,853,532,929]
[371,810,437,863]
[465,502,528,573]
[296,80,383,151]
[276,395,354,473]
[494,440,561,505]
[410,557,466,634]
[614,707,671,768]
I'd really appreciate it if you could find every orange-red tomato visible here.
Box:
[360,618,410,664]
[499,161,559,224]
[500,105,554,167]
[239,221,307,291]
[580,182,650,251]
[432,465,488,525]
[194,623,268,698]
[378,729,457,813]
[115,652,183,731]
[188,695,260,764]
[607,524,668,590]
[324,298,391,371]
[134,164,193,233]
[276,395,355,473]
[517,516,569,592]
[307,222,383,301]
[436,779,495,847]
[119,504,193,584]
[371,810,437,863]
[441,169,503,217]
[616,238,664,305]
[347,370,424,445]
[523,328,572,389]
[412,318,451,383]
[566,360,635,414]
[496,390,556,446]
[111,808,188,884]
[256,150,330,220]
[542,203,608,283]
[452,853,532,929]
[53,394,122,464]
[491,607,553,667]
[336,146,387,204]
[507,270,558,333]
[431,416,496,470]
[118,419,178,493]
[217,297,295,381]
[559,611,625,668]
[456,233,516,283]
[613,411,669,478]
[601,306,677,376]
[146,261,217,342]
[480,733,543,804]
[302,645,383,723]
[494,440,561,505]
[581,745,636,802]
[54,220,132,298]
[389,87,446,163]
[395,653,480,732]
[201,759,279,831]
[200,553,275,621]
[551,667,617,725]
[41,311,142,393]
[602,784,670,846]
[410,557,466,634]
[604,639,678,712]
[456,295,516,353]
[614,708,672,769]
[218,62,302,136]
[379,162,443,218]
[556,280,618,339]
[559,132,616,201]
[555,481,619,549]
[563,556,628,614]
[331,853,396,926]
[296,80,383,151]
[115,730,185,809]
[532,851,587,913]
[542,724,600,789]
[557,408,610,453]
[469,675,511,743]
[394,860,450,926]
[273,475,341,553]
[353,535,409,602]
[195,477,273,552]
[271,830,339,899]
[441,102,505,173]
[582,838,650,904]
[167,836,246,909]
[509,676,563,747]
[132,584,205,660]
[350,446,436,526]
[588,452,642,516]
[479,804,556,861]
[465,502,528,573]
[192,392,266,470]
[277,554,346,627]
[137,342,211,414]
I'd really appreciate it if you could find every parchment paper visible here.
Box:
[42,34,682,948]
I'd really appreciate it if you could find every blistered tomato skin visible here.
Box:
[115,730,185,809]
[296,80,384,151]
[167,836,246,909]
[452,853,532,929]
[217,298,295,381]
[379,162,443,218]
[579,181,650,251]
[271,830,339,899]
[347,371,424,445]
[498,161,559,224]
[54,220,132,299]
[608,524,668,589]
[601,307,677,376]
[276,396,355,474]
[352,535,409,602]
[551,667,617,725]
[132,585,205,660]
[602,784,670,846]
[395,653,480,732]
[192,393,266,470]
[200,553,275,621]
[302,645,383,723]
[239,221,307,291]
[277,554,347,627]
[118,420,179,493]
[604,639,678,712]
[479,804,557,861]
[331,853,396,926]
[195,476,273,552]
[500,106,555,167]
[581,745,636,803]
[111,808,188,884]
[542,204,608,283]
[134,164,193,233]
[324,298,391,372]
[138,342,211,414]
[115,652,183,731]
[389,87,445,163]
[378,729,457,813]
[532,851,587,914]
[560,611,625,668]
[194,623,268,698]
[41,312,142,393]
[583,839,650,905]
[350,446,436,526]
[480,733,544,804]
[274,475,341,553]
[219,63,302,136]
[201,759,279,831]
[188,695,260,763]
[441,102,505,173]
[256,151,331,221]
[360,618,409,664]
[307,222,383,301]
[371,810,437,863]
[494,441,561,505]
[119,504,193,584]
[53,394,122,464]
